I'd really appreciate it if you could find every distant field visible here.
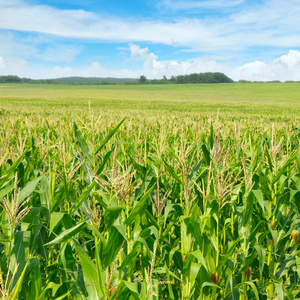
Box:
[1,82,300,118]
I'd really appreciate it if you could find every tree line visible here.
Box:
[139,72,234,84]
[1,72,234,85]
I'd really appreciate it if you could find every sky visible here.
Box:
[1,0,300,81]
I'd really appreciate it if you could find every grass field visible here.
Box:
[0,83,300,299]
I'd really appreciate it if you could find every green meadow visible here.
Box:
[0,82,300,299]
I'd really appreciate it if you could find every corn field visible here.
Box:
[0,99,300,299]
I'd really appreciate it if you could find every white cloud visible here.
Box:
[38,45,82,63]
[231,61,270,81]
[52,66,73,78]
[0,56,27,75]
[231,50,300,81]
[0,56,6,69]
[128,43,227,78]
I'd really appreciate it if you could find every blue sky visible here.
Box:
[1,0,300,80]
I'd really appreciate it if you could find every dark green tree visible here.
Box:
[138,75,147,84]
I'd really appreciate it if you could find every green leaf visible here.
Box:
[296,255,300,276]
[0,152,26,188]
[162,157,182,184]
[245,281,260,299]
[0,182,14,200]
[255,245,266,278]
[243,191,254,227]
[192,250,208,272]
[74,122,93,165]
[70,181,96,215]
[73,240,104,299]
[96,148,115,175]
[49,212,65,235]
[102,225,125,268]
[265,144,273,172]
[94,118,125,155]
[29,259,42,300]
[104,205,123,230]
[46,221,87,245]
[201,144,211,166]
[125,184,155,226]
[272,152,297,184]
[11,231,31,282]
[39,282,61,299]
[118,241,140,272]
[217,236,241,272]
[110,280,140,300]
[10,261,29,300]
[201,282,221,290]
[172,250,183,272]
[19,175,44,204]
[252,189,265,211]
[51,291,72,300]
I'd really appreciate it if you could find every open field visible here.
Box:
[1,82,300,116]
[0,83,300,299]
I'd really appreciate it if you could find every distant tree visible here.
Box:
[139,75,147,84]
[170,76,176,83]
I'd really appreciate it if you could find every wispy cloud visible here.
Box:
[1,0,300,53]
[1,0,300,80]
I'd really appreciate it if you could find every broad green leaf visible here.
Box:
[46,221,87,245]
[125,184,155,226]
[245,281,260,300]
[104,205,123,230]
[52,291,72,300]
[0,182,14,200]
[296,256,300,276]
[39,282,62,299]
[0,152,26,188]
[272,152,297,184]
[118,241,140,271]
[11,231,31,285]
[162,157,182,184]
[73,240,104,299]
[19,175,44,204]
[201,144,211,166]
[243,191,254,227]
[10,261,29,300]
[110,280,140,300]
[172,250,183,272]
[252,189,265,211]
[274,283,284,300]
[192,250,208,272]
[102,225,125,268]
[29,259,42,300]
[255,245,266,278]
[70,181,96,215]
[94,118,125,155]
[74,122,93,165]
[265,144,273,173]
[49,212,65,235]
[96,148,115,175]
[201,282,221,290]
